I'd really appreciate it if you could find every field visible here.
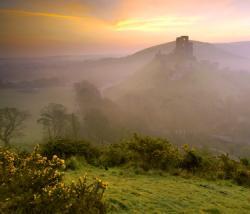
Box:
[0,87,75,148]
[65,164,250,213]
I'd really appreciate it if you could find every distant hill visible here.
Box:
[76,40,250,89]
[130,40,250,70]
[1,39,250,90]
[104,48,250,152]
[215,41,250,58]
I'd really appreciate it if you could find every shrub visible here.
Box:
[126,134,180,170]
[40,139,100,164]
[181,145,203,172]
[217,153,238,179]
[240,158,250,167]
[66,156,86,170]
[100,143,129,168]
[234,168,250,186]
[0,146,107,214]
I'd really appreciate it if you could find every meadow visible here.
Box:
[1,135,250,213]
[66,164,250,213]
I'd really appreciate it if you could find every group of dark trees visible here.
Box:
[0,104,80,147]
[0,80,128,147]
[37,103,80,141]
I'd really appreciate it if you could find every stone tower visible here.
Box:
[175,36,193,58]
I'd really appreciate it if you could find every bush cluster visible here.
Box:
[0,146,107,214]
[41,139,100,165]
[39,134,250,187]
[100,134,250,186]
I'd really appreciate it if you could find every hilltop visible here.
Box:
[103,37,250,155]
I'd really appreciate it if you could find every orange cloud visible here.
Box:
[115,16,199,31]
[0,9,84,20]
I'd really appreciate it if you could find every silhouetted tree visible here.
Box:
[0,107,29,147]
[38,103,81,140]
[37,103,69,140]
[84,109,110,144]
[69,113,81,141]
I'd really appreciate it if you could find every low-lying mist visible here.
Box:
[1,39,250,156]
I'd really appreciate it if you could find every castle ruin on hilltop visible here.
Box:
[154,36,196,80]
[174,36,194,58]
[156,36,195,60]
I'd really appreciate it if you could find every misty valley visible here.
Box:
[1,36,250,213]
[1,37,250,156]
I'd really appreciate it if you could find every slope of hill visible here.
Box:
[215,41,250,58]
[130,40,250,70]
[1,40,249,91]
[104,52,250,153]
[76,39,250,89]
[66,165,250,213]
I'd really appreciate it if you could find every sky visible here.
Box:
[0,0,250,57]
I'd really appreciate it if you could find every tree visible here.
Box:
[0,107,29,147]
[37,103,81,140]
[74,81,102,115]
[84,109,110,144]
[69,113,81,141]
[37,103,69,140]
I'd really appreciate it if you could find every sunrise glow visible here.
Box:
[0,0,250,56]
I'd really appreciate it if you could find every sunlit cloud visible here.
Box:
[115,16,199,31]
[0,9,84,20]
[0,0,249,56]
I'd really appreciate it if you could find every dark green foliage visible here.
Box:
[218,154,238,179]
[234,168,250,186]
[240,158,249,167]
[66,156,85,170]
[40,134,250,187]
[100,143,129,167]
[181,145,203,171]
[40,139,100,164]
[126,134,180,170]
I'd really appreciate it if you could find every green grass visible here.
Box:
[65,164,250,213]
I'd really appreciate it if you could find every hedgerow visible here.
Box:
[26,134,250,187]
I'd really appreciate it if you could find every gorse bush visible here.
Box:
[0,146,107,214]
[40,134,250,187]
[66,156,86,170]
[217,153,238,179]
[125,134,180,170]
[107,134,250,186]
[181,144,203,171]
[100,143,129,168]
[41,139,100,164]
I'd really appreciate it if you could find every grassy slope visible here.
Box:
[65,165,250,214]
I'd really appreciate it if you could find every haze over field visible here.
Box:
[0,0,250,154]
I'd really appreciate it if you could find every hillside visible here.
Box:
[79,40,250,88]
[130,40,250,70]
[216,41,250,58]
[104,49,250,154]
[66,164,250,213]
[1,40,249,91]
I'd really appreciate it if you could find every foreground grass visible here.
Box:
[65,165,250,213]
